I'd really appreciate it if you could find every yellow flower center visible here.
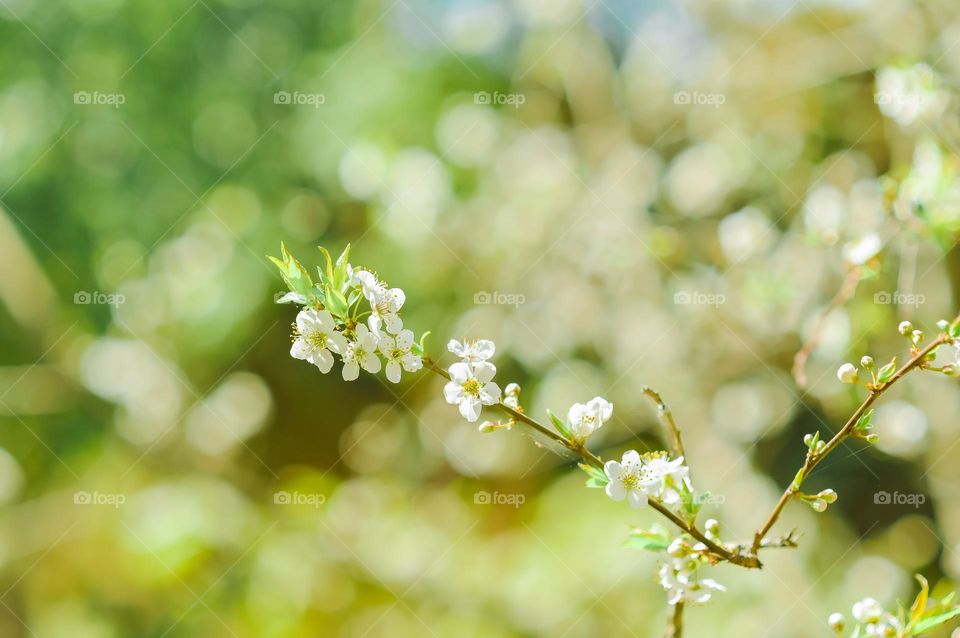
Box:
[463,378,481,395]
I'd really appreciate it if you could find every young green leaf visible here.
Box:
[548,410,573,440]
[855,409,874,432]
[877,357,898,384]
[579,463,608,488]
[911,607,960,634]
[625,526,672,552]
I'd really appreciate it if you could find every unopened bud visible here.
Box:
[899,320,914,336]
[818,489,838,504]
[860,355,874,369]
[937,319,950,331]
[837,363,859,384]
[810,498,828,513]
[828,612,845,632]
[478,421,498,433]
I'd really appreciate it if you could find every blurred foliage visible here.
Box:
[2,0,960,636]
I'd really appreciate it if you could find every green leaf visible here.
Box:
[625,526,672,552]
[548,410,573,440]
[317,246,335,284]
[323,285,349,317]
[790,467,806,490]
[412,331,431,357]
[855,409,874,432]
[911,607,960,634]
[877,357,898,384]
[579,463,608,488]
[268,243,317,303]
[332,243,352,290]
[910,574,930,625]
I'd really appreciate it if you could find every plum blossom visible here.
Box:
[604,450,656,509]
[658,538,726,605]
[503,382,521,409]
[444,361,502,422]
[567,396,613,442]
[837,363,859,384]
[353,269,405,334]
[643,452,690,505]
[849,597,901,637]
[447,338,496,363]
[341,325,381,381]
[290,308,348,374]
[378,329,423,383]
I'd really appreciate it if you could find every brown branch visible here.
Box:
[641,386,685,458]
[665,602,683,638]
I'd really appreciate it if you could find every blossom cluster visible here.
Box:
[603,450,690,510]
[659,537,726,605]
[272,244,423,384]
[828,598,902,637]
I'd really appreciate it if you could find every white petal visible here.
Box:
[480,382,501,404]
[604,461,623,480]
[605,481,626,501]
[459,398,482,422]
[448,362,471,383]
[314,309,336,329]
[444,382,464,404]
[622,450,641,465]
[342,361,360,381]
[290,339,309,360]
[402,354,423,372]
[295,309,315,332]
[390,288,405,310]
[473,361,496,383]
[396,329,414,350]
[447,339,465,356]
[362,352,381,374]
[386,361,401,383]
[627,490,648,509]
[313,349,334,373]
[474,339,496,360]
[383,313,403,334]
[327,332,348,354]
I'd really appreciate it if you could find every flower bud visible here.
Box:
[810,498,828,513]
[803,433,814,447]
[864,433,879,444]
[818,489,838,503]
[860,355,874,369]
[478,421,499,433]
[705,519,720,536]
[828,612,845,632]
[937,319,950,331]
[912,329,924,344]
[837,363,859,384]
[899,320,914,336]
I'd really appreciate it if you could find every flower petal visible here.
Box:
[459,397,482,422]
[444,382,463,404]
[342,361,360,381]
[448,362,471,383]
[473,361,496,383]
[627,490,648,509]
[605,481,626,501]
[386,361,401,383]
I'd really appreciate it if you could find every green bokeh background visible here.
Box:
[2,0,960,636]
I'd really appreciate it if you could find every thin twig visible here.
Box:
[422,357,761,569]
[666,602,683,638]
[752,318,958,554]
[640,386,685,458]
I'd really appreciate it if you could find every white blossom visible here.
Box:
[378,329,423,383]
[658,539,726,605]
[443,361,502,422]
[447,338,496,363]
[341,325,382,381]
[567,396,613,442]
[603,451,655,509]
[842,233,882,266]
[353,270,405,334]
[643,452,690,505]
[851,598,901,637]
[290,308,348,373]
[503,382,521,409]
[875,63,948,127]
[837,363,859,384]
